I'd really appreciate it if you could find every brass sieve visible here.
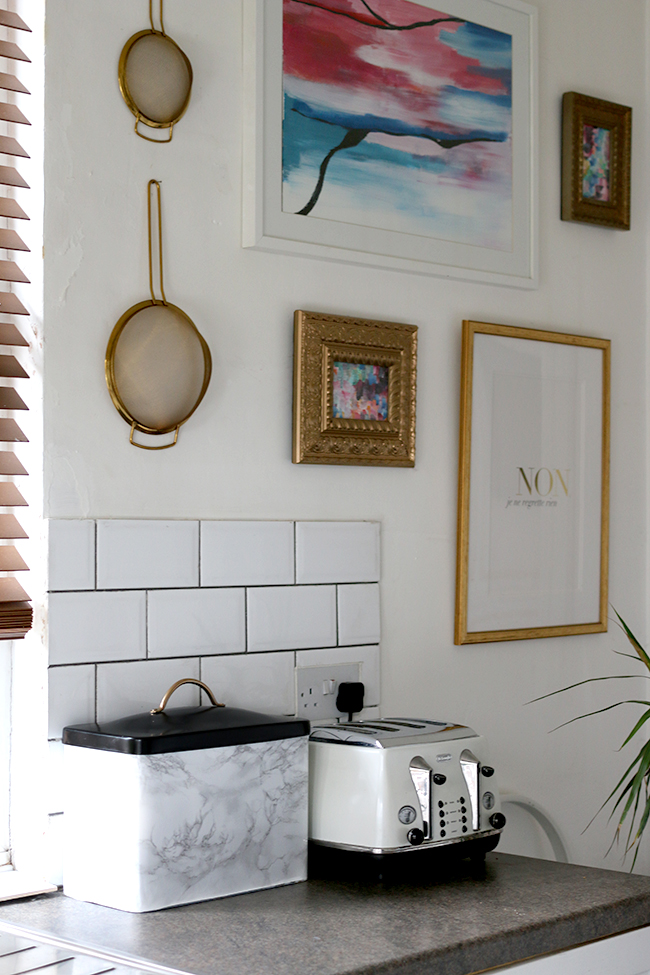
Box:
[105,180,212,450]
[118,0,193,143]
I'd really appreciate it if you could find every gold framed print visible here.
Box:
[561,92,631,230]
[455,320,610,644]
[292,310,417,467]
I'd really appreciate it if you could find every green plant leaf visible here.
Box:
[549,700,650,733]
[620,708,650,749]
[527,674,642,705]
[613,610,650,670]
[533,609,650,867]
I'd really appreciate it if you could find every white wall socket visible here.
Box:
[296,663,360,720]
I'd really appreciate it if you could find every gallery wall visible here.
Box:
[43,0,649,873]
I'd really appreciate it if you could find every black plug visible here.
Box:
[336,681,365,722]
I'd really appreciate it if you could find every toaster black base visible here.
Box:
[308,834,501,884]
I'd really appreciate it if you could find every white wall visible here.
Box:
[43,0,649,874]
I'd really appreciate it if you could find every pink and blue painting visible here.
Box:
[582,125,610,201]
[333,361,389,420]
[282,0,513,250]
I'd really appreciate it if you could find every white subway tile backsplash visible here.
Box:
[96,657,200,724]
[48,664,95,739]
[338,583,380,646]
[248,585,336,652]
[148,587,246,658]
[47,519,381,742]
[49,590,146,665]
[296,645,380,706]
[201,652,295,716]
[200,521,294,587]
[296,522,379,584]
[49,520,95,591]
[97,520,199,589]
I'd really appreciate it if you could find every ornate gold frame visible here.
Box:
[293,311,417,467]
[561,92,631,230]
[455,320,610,645]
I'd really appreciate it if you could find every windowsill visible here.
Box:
[0,867,57,902]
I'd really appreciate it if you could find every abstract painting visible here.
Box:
[293,310,417,466]
[282,0,513,250]
[582,125,610,201]
[561,92,631,230]
[332,362,389,420]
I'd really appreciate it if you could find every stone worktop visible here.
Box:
[1,853,650,975]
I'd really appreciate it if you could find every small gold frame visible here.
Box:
[455,320,610,645]
[293,311,417,467]
[561,92,631,230]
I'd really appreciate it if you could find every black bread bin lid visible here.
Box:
[62,678,310,755]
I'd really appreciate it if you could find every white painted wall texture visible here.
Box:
[43,0,649,874]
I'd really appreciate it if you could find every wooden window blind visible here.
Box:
[0,6,31,640]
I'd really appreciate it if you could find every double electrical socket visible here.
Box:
[296,663,360,720]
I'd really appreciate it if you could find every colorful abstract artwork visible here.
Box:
[332,361,389,420]
[582,125,610,201]
[282,0,513,250]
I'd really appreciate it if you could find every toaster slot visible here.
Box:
[460,749,480,830]
[409,756,433,839]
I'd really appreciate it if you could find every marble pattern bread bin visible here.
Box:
[62,679,309,913]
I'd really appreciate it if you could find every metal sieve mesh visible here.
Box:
[112,303,208,431]
[123,32,191,125]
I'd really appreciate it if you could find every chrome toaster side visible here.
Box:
[308,718,506,860]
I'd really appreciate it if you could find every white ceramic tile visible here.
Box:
[248,585,336,652]
[49,520,95,591]
[46,813,64,887]
[338,583,380,646]
[148,588,245,658]
[201,521,294,587]
[296,522,380,584]
[201,651,295,715]
[47,740,64,814]
[97,520,199,590]
[296,645,380,706]
[48,591,146,665]
[48,664,95,739]
[96,657,200,724]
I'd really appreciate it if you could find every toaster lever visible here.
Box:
[460,749,480,831]
[409,756,433,840]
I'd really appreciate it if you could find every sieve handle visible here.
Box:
[149,0,166,35]
[130,422,179,450]
[135,117,174,143]
[148,179,167,304]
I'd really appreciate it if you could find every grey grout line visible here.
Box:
[198,522,202,587]
[94,663,98,723]
[93,520,98,590]
[335,585,339,647]
[145,590,149,658]
[293,521,297,585]
[244,588,249,653]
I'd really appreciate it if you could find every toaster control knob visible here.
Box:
[482,766,495,777]
[433,773,447,785]
[398,805,417,825]
[407,828,425,846]
[489,812,506,830]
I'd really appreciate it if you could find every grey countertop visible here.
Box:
[1,854,650,975]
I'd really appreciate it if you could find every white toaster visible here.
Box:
[309,718,505,860]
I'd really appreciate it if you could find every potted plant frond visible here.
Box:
[531,611,650,869]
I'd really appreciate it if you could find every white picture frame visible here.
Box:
[243,0,538,288]
[455,321,610,644]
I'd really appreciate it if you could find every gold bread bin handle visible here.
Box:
[151,678,225,714]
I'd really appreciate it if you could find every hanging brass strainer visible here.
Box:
[118,0,192,142]
[105,180,212,449]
